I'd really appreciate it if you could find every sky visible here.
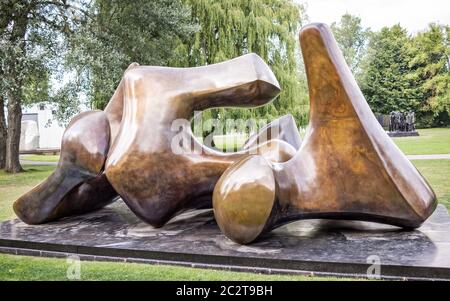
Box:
[297,0,450,33]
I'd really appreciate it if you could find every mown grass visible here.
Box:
[20,154,59,162]
[0,165,55,221]
[0,253,350,281]
[212,128,450,155]
[413,159,450,209]
[393,128,450,155]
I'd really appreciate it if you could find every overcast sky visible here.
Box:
[297,0,450,33]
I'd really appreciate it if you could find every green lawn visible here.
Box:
[213,134,248,151]
[0,253,347,281]
[393,128,450,155]
[0,165,55,221]
[21,154,60,162]
[212,127,450,155]
[413,159,450,209]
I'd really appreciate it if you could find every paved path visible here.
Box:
[407,154,450,160]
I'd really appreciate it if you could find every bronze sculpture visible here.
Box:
[13,111,115,224]
[14,22,437,246]
[212,23,437,244]
[14,54,301,225]
[103,54,298,227]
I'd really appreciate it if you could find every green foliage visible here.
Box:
[360,25,419,114]
[0,0,75,107]
[357,22,449,126]
[64,0,197,110]
[331,13,371,77]
[173,0,309,130]
[407,24,450,127]
[0,0,89,172]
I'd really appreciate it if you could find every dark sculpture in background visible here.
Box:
[388,111,418,136]
[13,22,437,245]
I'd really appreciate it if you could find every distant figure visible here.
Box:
[389,112,396,132]
[410,111,415,131]
[395,111,402,131]
[405,111,411,132]
[401,113,406,131]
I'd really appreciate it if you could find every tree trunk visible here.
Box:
[5,92,23,173]
[4,10,28,173]
[0,96,6,169]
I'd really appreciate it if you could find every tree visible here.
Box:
[0,94,6,169]
[360,25,419,114]
[331,13,370,77]
[65,0,197,110]
[407,24,450,127]
[0,0,86,173]
[173,0,307,129]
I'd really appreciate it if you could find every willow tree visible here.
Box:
[65,0,196,111]
[173,0,307,131]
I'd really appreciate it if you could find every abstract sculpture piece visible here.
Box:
[13,111,115,224]
[213,23,437,244]
[13,22,437,246]
[103,54,296,227]
[14,63,139,224]
[14,54,302,225]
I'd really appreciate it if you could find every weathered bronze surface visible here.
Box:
[14,54,301,225]
[13,63,138,225]
[104,54,296,227]
[14,23,436,245]
[14,111,112,224]
[213,23,438,244]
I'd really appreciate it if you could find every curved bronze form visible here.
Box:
[213,23,438,244]
[14,111,112,224]
[242,114,302,151]
[13,63,140,225]
[14,54,302,225]
[104,54,296,227]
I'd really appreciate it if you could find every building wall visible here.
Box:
[20,119,40,151]
[21,104,65,150]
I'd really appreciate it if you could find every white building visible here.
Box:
[20,103,65,151]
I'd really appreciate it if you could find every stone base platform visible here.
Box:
[1,201,450,280]
[388,131,420,137]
